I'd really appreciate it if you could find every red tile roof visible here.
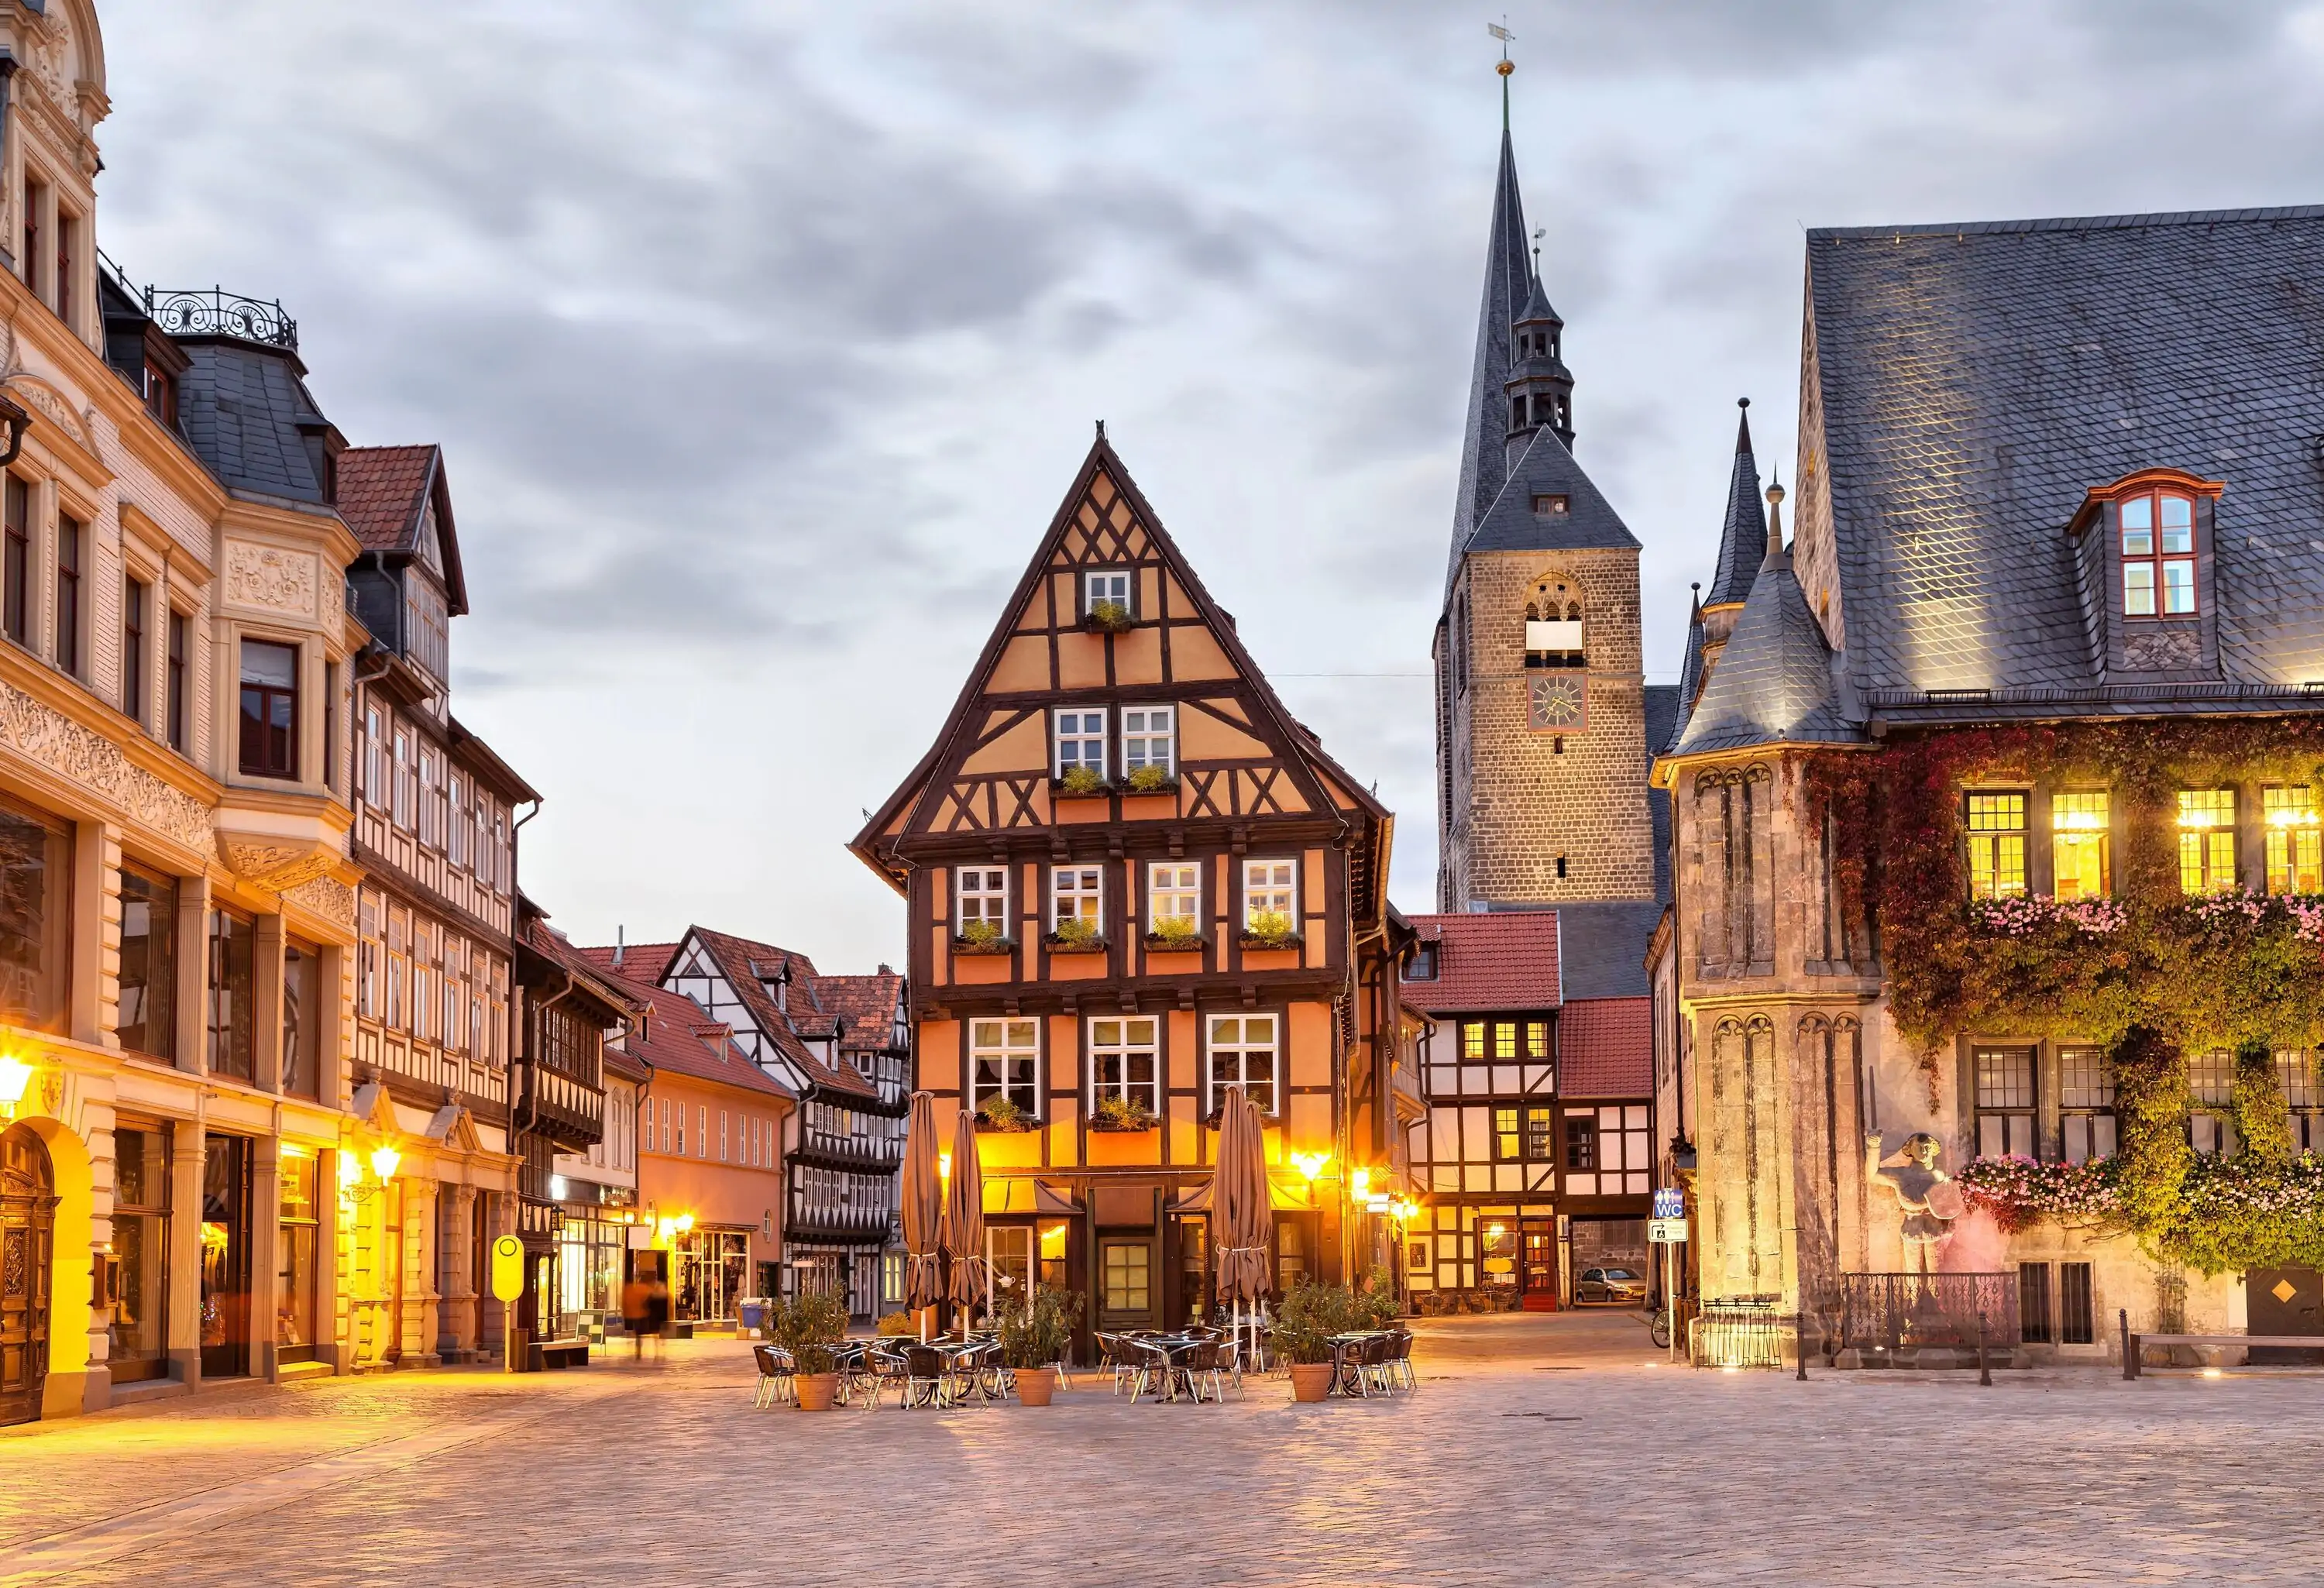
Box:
[574,942,681,983]
[816,971,904,1050]
[1556,998,1653,1098]
[522,919,645,1018]
[590,959,796,1102]
[1397,912,1561,1016]
[336,445,436,552]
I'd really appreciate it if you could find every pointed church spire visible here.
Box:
[1703,397,1764,609]
[1445,105,1540,592]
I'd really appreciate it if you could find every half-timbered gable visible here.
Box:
[852,432,1402,1339]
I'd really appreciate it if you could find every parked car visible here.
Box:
[1575,1267,1648,1304]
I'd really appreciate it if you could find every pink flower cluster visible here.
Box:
[1954,1154,2123,1230]
[2180,889,2324,943]
[2180,1153,2324,1218]
[2182,888,2272,926]
[2284,895,2324,944]
[1969,894,2128,937]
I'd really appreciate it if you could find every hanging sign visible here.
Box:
[490,1234,526,1302]
[1652,1187,1686,1219]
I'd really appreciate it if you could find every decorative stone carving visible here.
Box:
[1866,1132,1962,1274]
[4,374,100,461]
[283,872,356,931]
[0,680,213,855]
[225,543,320,617]
[218,837,337,893]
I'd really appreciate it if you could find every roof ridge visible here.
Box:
[1810,203,2324,240]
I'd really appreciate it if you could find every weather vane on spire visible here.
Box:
[1488,19,1514,128]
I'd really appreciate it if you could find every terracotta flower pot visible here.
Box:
[792,1372,839,1411]
[1015,1366,1057,1407]
[1289,1362,1335,1403]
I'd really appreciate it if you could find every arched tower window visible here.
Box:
[1525,574,1584,668]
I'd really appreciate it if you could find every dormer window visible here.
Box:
[1406,943,1437,981]
[2121,490,2195,617]
[1533,495,1569,516]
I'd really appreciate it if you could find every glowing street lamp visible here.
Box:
[370,1145,401,1182]
[1288,1150,1331,1182]
[0,1053,33,1121]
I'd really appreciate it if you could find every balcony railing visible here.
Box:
[144,285,298,351]
[1839,1272,2020,1353]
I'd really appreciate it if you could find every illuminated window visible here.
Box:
[1965,792,2027,899]
[2265,786,2322,895]
[1243,858,1296,932]
[2280,1048,2324,1155]
[1206,1014,1278,1114]
[1494,1022,1518,1060]
[1089,1016,1159,1113]
[2177,789,2237,895]
[2119,490,2195,617]
[1974,1047,2037,1159]
[1494,1105,1521,1160]
[2051,791,2111,899]
[2059,1047,2115,1164]
[971,1019,1040,1117]
[1147,861,1199,935]
[1526,1020,1549,1058]
[1461,1022,1486,1060]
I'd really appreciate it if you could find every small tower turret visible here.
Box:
[1502,270,1574,467]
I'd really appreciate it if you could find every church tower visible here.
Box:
[1433,81,1659,912]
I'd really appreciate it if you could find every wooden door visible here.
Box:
[1,1126,56,1425]
[1096,1236,1157,1329]
[1520,1224,1559,1310]
[2247,1268,2324,1365]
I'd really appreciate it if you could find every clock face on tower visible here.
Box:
[1528,675,1586,732]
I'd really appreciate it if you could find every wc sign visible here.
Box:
[1652,1187,1685,1220]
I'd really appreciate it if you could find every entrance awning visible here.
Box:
[983,1178,1079,1216]
[1170,1175,1315,1213]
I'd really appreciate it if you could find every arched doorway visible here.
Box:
[2,1123,57,1425]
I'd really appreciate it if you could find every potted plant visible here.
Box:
[1090,1093,1158,1133]
[1270,1278,1355,1403]
[768,1290,851,1411]
[1355,1266,1403,1329]
[1144,916,1203,952]
[953,919,1014,957]
[1046,916,1107,954]
[999,1284,1085,1405]
[1240,910,1301,950]
[1084,598,1135,634]
[977,1095,1040,1133]
[1054,765,1107,797]
[1123,763,1175,794]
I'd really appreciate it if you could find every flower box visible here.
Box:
[1052,768,1109,798]
[1081,600,1135,634]
[1044,932,1109,955]
[951,935,1016,957]
[1120,766,1178,795]
[974,1113,1042,1134]
[1238,930,1303,952]
[1142,930,1207,953]
[1088,1111,1160,1134]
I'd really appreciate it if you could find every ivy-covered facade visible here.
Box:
[1650,202,2324,1363]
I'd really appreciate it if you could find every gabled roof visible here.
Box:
[1446,129,1538,596]
[590,959,796,1104]
[1399,912,1560,1016]
[817,971,906,1050]
[850,435,1393,920]
[338,444,471,615]
[679,927,878,1100]
[1805,203,2324,699]
[520,918,642,1023]
[1668,502,1860,759]
[1460,428,1639,559]
[574,942,682,984]
[1703,402,1764,610]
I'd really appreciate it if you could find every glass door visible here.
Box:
[988,1225,1033,1313]
[1521,1222,1559,1304]
[1097,1236,1156,1329]
[199,1134,252,1378]
[276,1150,318,1363]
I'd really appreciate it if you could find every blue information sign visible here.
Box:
[1652,1186,1685,1220]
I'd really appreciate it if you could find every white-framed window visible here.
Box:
[1122,705,1175,777]
[363,706,385,805]
[392,730,414,829]
[1090,1016,1160,1113]
[1084,569,1131,616]
[1052,864,1103,931]
[1147,861,1201,935]
[956,865,1009,936]
[1206,1013,1279,1115]
[448,775,469,868]
[418,748,439,847]
[1243,858,1297,932]
[971,1018,1040,1117]
[1054,709,1106,780]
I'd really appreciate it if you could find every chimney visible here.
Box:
[613,924,624,968]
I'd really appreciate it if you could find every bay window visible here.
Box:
[238,639,299,779]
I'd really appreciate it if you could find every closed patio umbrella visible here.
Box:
[944,1108,990,1329]
[1212,1085,1272,1369]
[901,1091,945,1340]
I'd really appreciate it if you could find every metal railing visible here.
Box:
[1693,1295,1789,1369]
[143,284,298,350]
[1840,1272,2019,1353]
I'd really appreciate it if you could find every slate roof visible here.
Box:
[1462,427,1641,558]
[1552,901,1666,1000]
[1399,912,1560,1016]
[1643,685,1678,902]
[174,340,332,504]
[1703,402,1765,610]
[1669,511,1860,758]
[1672,593,1706,750]
[1806,204,2324,704]
[1446,129,1538,596]
[1556,998,1653,1098]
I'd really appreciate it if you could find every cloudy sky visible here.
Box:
[94,0,2324,969]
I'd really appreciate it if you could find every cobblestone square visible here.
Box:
[3,1314,2318,1586]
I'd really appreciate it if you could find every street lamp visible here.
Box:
[0,1053,33,1121]
[370,1145,401,1182]
[0,392,30,470]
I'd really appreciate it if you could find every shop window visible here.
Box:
[2058,1046,2116,1164]
[109,1124,171,1383]
[277,1149,319,1363]
[988,1225,1034,1309]
[0,799,67,1033]
[2177,789,2236,895]
[1965,792,2026,899]
[2265,785,2322,895]
[118,862,177,1060]
[1974,1047,2037,1159]
[207,909,258,1082]
[2051,791,2110,899]
[1272,1215,1308,1290]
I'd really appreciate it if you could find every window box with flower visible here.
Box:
[1143,917,1206,953]
[1122,763,1178,795]
[976,1095,1041,1134]
[1044,917,1109,954]
[1081,599,1135,634]
[1053,765,1108,798]
[1088,1094,1159,1133]
[1239,909,1302,951]
[952,919,1016,957]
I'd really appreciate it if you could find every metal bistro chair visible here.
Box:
[1360,1333,1399,1397]
[1388,1328,1417,1392]
[1182,1340,1231,1404]
[1099,1333,1140,1398]
[1129,1339,1180,1404]
[752,1343,793,1408]
[852,1345,909,1411]
[902,1344,961,1410]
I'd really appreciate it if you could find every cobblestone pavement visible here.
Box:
[3,1313,2320,1586]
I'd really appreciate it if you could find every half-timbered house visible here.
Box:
[849,431,1402,1344]
[1399,906,1656,1311]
